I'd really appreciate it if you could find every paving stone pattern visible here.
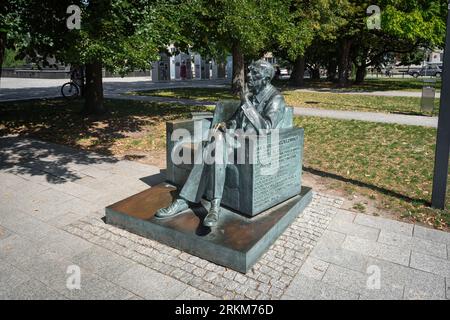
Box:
[64,193,339,300]
[1,136,449,300]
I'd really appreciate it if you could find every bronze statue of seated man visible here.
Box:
[155,60,287,227]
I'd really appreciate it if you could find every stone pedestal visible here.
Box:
[105,183,312,273]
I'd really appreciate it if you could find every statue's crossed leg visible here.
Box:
[156,131,228,227]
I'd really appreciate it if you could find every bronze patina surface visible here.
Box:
[106,182,312,273]
[157,60,292,227]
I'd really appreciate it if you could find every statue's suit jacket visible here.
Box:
[231,84,287,134]
[179,84,287,203]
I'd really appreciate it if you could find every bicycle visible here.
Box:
[61,80,81,99]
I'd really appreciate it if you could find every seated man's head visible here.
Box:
[247,60,275,93]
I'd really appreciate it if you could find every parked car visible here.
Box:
[280,68,289,76]
[407,65,442,78]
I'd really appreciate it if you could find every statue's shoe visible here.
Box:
[155,199,189,218]
[203,200,221,227]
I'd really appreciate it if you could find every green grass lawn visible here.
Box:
[128,87,236,101]
[284,91,439,116]
[0,98,210,157]
[296,116,449,229]
[357,78,442,92]
[0,97,448,229]
[130,87,439,116]
[273,77,442,92]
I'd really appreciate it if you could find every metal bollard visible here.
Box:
[421,78,436,113]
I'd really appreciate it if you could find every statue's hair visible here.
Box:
[249,59,275,81]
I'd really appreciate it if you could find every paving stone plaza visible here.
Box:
[1,136,449,300]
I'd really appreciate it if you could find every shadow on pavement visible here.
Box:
[140,170,166,187]
[0,136,118,184]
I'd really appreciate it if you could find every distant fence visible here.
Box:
[1,68,151,79]
[367,68,412,78]
[1,68,70,79]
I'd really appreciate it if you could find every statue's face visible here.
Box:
[247,65,266,92]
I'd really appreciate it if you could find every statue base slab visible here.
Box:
[105,183,312,273]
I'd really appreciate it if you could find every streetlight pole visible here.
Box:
[431,2,450,209]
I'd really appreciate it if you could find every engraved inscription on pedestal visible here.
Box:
[251,129,303,214]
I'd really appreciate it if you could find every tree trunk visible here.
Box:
[83,60,107,115]
[0,32,6,81]
[289,56,305,86]
[355,64,367,84]
[327,59,338,82]
[217,61,226,79]
[338,39,353,86]
[231,41,245,95]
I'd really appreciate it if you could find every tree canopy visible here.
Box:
[0,0,448,113]
[301,0,448,85]
[1,0,190,113]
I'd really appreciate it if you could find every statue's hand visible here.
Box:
[241,84,255,111]
[240,84,251,104]
[212,122,226,133]
[245,94,253,108]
